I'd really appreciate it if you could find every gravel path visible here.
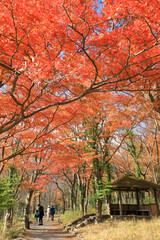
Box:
[24,218,79,240]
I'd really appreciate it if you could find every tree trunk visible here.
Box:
[62,194,66,214]
[81,198,85,215]
[71,188,74,211]
[74,187,78,210]
[96,198,103,222]
[24,190,34,229]
[84,199,88,215]
[3,207,13,233]
[84,174,92,215]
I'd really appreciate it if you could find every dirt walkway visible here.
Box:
[24,218,79,240]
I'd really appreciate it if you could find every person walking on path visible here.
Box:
[47,205,50,220]
[38,204,44,225]
[34,210,39,225]
[50,205,55,221]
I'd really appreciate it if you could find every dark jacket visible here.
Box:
[50,207,55,215]
[39,205,44,217]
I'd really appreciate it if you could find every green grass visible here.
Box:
[5,227,22,240]
[59,210,84,226]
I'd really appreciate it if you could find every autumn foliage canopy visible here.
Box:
[0,0,159,133]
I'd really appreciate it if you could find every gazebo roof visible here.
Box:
[110,175,160,191]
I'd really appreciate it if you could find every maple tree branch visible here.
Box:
[61,170,73,187]
[63,3,99,86]
[0,63,159,136]
[66,25,99,86]
[9,93,22,106]
[0,62,20,73]
[23,83,49,111]
[62,0,73,26]
[0,106,77,162]
[92,60,159,91]
[132,39,159,57]
[144,18,158,43]
[21,82,35,107]
[127,54,160,68]
[0,147,26,163]
[107,132,133,163]
[52,178,66,196]
[122,23,131,64]
[94,45,112,62]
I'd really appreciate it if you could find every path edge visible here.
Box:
[57,220,85,240]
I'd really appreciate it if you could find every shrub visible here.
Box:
[5,227,21,239]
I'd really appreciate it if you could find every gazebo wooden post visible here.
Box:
[106,194,111,215]
[154,189,159,217]
[136,188,140,210]
[118,189,123,216]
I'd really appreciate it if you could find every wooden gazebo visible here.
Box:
[108,175,160,217]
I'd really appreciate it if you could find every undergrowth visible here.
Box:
[4,227,22,240]
[59,210,83,226]
[0,219,24,240]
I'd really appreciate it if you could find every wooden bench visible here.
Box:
[136,210,150,216]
